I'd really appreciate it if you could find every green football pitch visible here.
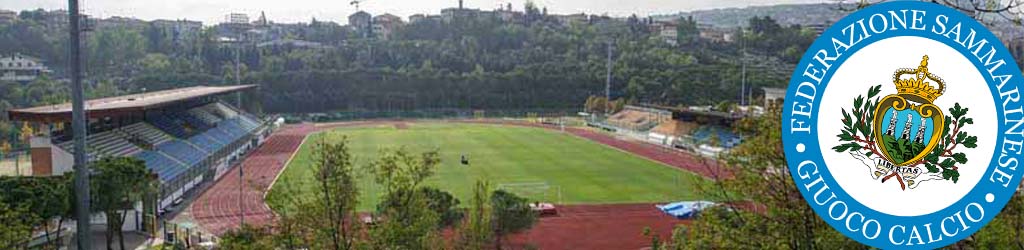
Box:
[266,123,707,212]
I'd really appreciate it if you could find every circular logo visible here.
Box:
[781,1,1024,248]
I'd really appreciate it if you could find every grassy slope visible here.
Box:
[267,123,706,212]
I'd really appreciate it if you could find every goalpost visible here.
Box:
[497,182,562,204]
[473,110,486,120]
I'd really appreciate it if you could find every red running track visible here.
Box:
[508,203,686,250]
[189,120,713,247]
[189,124,317,236]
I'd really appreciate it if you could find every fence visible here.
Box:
[0,150,32,176]
[286,108,580,123]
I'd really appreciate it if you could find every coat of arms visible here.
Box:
[832,55,978,190]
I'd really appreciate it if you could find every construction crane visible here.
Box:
[350,0,365,11]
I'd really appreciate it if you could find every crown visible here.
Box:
[892,55,945,103]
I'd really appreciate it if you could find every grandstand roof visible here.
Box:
[8,85,257,123]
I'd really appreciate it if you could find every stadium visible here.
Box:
[4,85,770,249]
[6,85,273,242]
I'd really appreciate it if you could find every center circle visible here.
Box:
[815,36,998,217]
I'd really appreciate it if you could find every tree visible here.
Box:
[677,107,860,249]
[92,157,153,250]
[139,53,172,74]
[218,224,276,250]
[958,191,1024,248]
[0,176,73,249]
[310,137,361,250]
[676,16,699,45]
[490,190,538,249]
[0,200,35,249]
[379,187,463,229]
[456,180,492,250]
[367,147,443,249]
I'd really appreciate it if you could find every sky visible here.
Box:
[1,0,828,25]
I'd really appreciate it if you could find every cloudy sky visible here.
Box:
[2,0,827,25]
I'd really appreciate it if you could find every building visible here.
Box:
[226,13,249,24]
[257,38,326,49]
[372,14,404,40]
[654,22,678,45]
[0,9,18,24]
[349,11,372,38]
[8,85,272,237]
[494,3,521,23]
[408,14,427,23]
[698,25,734,43]
[441,8,480,22]
[554,13,588,26]
[762,87,785,108]
[806,22,829,36]
[95,16,148,30]
[0,54,51,82]
[151,19,203,44]
[8,85,269,209]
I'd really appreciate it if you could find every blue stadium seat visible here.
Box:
[156,140,208,166]
[187,133,224,153]
[135,151,187,182]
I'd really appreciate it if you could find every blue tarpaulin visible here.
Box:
[657,201,717,219]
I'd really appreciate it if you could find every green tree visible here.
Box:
[311,137,361,250]
[456,181,492,250]
[0,176,73,249]
[139,53,172,74]
[379,187,463,229]
[961,191,1024,248]
[218,224,276,250]
[676,16,699,45]
[490,190,538,250]
[676,107,859,249]
[0,200,35,249]
[92,157,153,250]
[367,147,443,249]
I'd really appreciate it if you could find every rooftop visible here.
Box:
[9,85,256,123]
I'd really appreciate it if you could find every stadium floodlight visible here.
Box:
[68,0,92,249]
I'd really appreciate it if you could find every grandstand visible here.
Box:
[7,85,273,210]
[603,105,672,131]
[591,104,747,155]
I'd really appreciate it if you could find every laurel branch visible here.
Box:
[832,84,977,190]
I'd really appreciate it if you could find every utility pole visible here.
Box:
[235,44,242,108]
[740,33,747,107]
[68,0,92,249]
[239,162,244,226]
[605,40,613,114]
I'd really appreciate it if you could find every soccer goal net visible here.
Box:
[497,182,562,204]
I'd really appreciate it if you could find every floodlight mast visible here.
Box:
[68,0,93,249]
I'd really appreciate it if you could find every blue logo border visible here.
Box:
[781,1,1024,249]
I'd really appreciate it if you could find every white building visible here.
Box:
[225,13,249,24]
[373,14,404,40]
[0,9,18,24]
[1,54,51,82]
[763,87,786,108]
